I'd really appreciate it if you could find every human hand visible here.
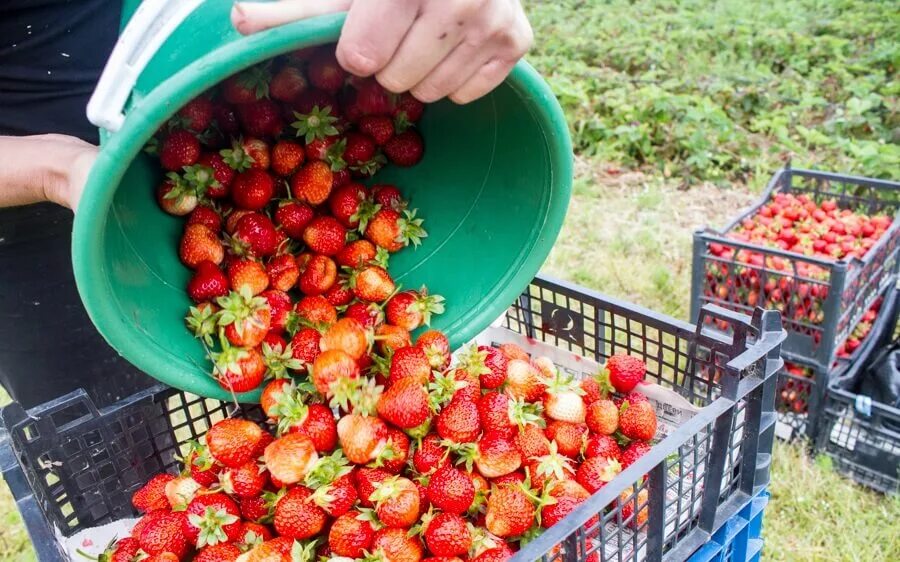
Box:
[231,0,533,104]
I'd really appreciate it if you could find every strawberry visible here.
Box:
[618,400,657,441]
[184,441,222,488]
[388,346,431,386]
[356,467,392,507]
[206,418,264,468]
[211,343,264,393]
[580,376,603,406]
[222,66,270,104]
[375,324,412,354]
[437,397,481,443]
[472,547,515,562]
[541,369,587,423]
[384,129,424,167]
[231,213,278,257]
[477,392,515,438]
[343,131,377,167]
[380,428,411,474]
[188,261,229,302]
[194,543,242,562]
[417,330,451,370]
[427,466,475,515]
[261,378,292,418]
[264,433,319,485]
[157,175,200,216]
[294,294,338,326]
[238,98,284,138]
[303,216,346,256]
[345,301,385,330]
[377,377,431,429]
[618,486,649,529]
[505,359,543,402]
[297,253,338,295]
[576,456,622,494]
[499,343,529,363]
[385,290,445,331]
[274,200,314,238]
[231,169,275,211]
[358,115,394,145]
[372,527,425,562]
[337,239,378,268]
[425,512,472,557]
[217,290,272,347]
[371,184,405,210]
[604,354,646,393]
[291,160,333,205]
[329,511,375,557]
[188,204,223,230]
[222,461,268,498]
[328,182,371,229]
[350,264,395,302]
[265,255,299,292]
[164,475,204,510]
[180,224,224,268]
[270,65,307,102]
[325,281,354,306]
[271,139,305,177]
[291,326,322,366]
[447,368,481,403]
[541,481,590,530]
[220,138,257,172]
[475,432,522,478]
[620,440,652,469]
[144,553,179,562]
[310,472,359,517]
[273,486,328,540]
[103,537,141,562]
[584,434,620,460]
[308,50,346,93]
[516,422,550,460]
[311,349,360,396]
[586,399,618,435]
[183,492,242,548]
[160,129,201,171]
[321,317,368,360]
[338,413,389,464]
[526,442,576,492]
[288,403,339,453]
[132,473,175,513]
[177,96,214,132]
[545,421,587,459]
[485,484,534,539]
[225,209,254,234]
[242,138,272,170]
[393,93,425,122]
[365,208,427,252]
[138,511,189,557]
[239,521,273,545]
[371,475,421,528]
[227,259,269,296]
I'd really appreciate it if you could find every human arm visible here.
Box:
[231,0,533,104]
[0,135,97,211]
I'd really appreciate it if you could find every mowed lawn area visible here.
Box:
[2,0,899,560]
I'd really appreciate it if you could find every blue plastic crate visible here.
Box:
[688,490,769,562]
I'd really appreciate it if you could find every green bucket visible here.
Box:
[73,0,572,402]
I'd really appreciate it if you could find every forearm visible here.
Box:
[0,134,97,210]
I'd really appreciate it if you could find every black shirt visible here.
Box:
[0,0,155,409]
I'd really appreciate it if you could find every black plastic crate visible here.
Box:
[816,289,900,493]
[0,276,785,561]
[690,167,900,372]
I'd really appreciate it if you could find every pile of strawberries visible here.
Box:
[98,350,657,562]
[704,192,892,336]
[145,44,438,394]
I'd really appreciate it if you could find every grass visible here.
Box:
[1,0,898,560]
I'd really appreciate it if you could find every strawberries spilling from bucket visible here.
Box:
[109,350,656,561]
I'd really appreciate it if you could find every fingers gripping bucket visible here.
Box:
[73,0,573,401]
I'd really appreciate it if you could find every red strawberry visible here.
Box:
[303,216,346,256]
[388,346,431,386]
[380,428,411,474]
[344,301,384,330]
[274,200,315,238]
[365,208,426,252]
[232,212,278,257]
[393,93,425,123]
[359,115,394,145]
[425,512,472,557]
[132,473,175,513]
[505,359,543,402]
[350,265,395,302]
[576,456,623,494]
[211,345,266,392]
[222,461,268,498]
[291,161,333,207]
[478,392,515,438]
[231,169,275,211]
[417,330,451,370]
[194,543,242,562]
[371,184,405,210]
[325,281,354,306]
[222,66,270,104]
[177,96,214,132]
[541,481,591,530]
[437,397,481,443]
[273,486,328,540]
[618,486,649,529]
[291,327,322,366]
[343,132,377,167]
[183,492,242,548]
[329,511,375,557]
[180,224,224,269]
[328,182,371,229]
[227,258,269,296]
[375,324,412,354]
[311,349,360,396]
[427,466,475,515]
[138,511,189,557]
[475,432,522,478]
[271,139,305,177]
[584,434,620,460]
[294,294,338,326]
[237,98,284,138]
[604,354,646,393]
[308,50,346,93]
[377,377,431,429]
[289,403,339,452]
[187,261,229,302]
[206,419,264,468]
[413,434,450,474]
[187,205,223,231]
[321,317,368,360]
[239,521,273,545]
[337,239,378,268]
[370,475,421,528]
[310,472,359,517]
[485,485,534,538]
[264,433,318,485]
[106,537,141,562]
[586,399,618,435]
[265,255,299,292]
[270,65,307,103]
[356,467,392,508]
[298,253,338,295]
[618,400,657,441]
[620,441,651,468]
[544,420,588,459]
[385,290,445,331]
[160,129,200,171]
[372,527,425,562]
[218,289,271,347]
[384,129,424,167]
[338,413,389,465]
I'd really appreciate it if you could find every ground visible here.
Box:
[1,0,899,560]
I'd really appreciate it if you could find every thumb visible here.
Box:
[232,0,353,35]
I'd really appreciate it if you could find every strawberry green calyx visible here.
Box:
[220,138,255,172]
[351,153,387,176]
[444,440,478,472]
[393,112,411,134]
[325,137,348,171]
[408,506,436,538]
[304,450,352,490]
[593,368,616,397]
[428,371,465,411]
[186,305,219,347]
[143,136,160,155]
[284,311,329,337]
[457,345,491,378]
[273,386,310,436]
[182,164,220,198]
[370,436,400,468]
[356,507,385,531]
[262,341,303,380]
[291,106,339,144]
[329,376,383,416]
[508,397,546,429]
[210,336,250,379]
[181,439,214,474]
[360,547,390,562]
[242,527,267,548]
[405,418,432,441]
[352,200,381,235]
[216,287,269,337]
[189,506,240,548]
[236,64,272,100]
[290,538,318,562]
[468,523,499,558]
[373,247,391,269]
[532,441,574,482]
[397,208,427,248]
[541,368,586,397]
[369,475,404,505]
[409,291,445,327]
[259,488,286,524]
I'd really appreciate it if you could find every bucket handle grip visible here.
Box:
[87,0,203,133]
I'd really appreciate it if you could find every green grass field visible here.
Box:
[1,0,898,560]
